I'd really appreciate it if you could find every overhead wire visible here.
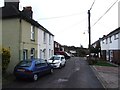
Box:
[37,11,86,20]
[90,0,96,10]
[92,0,119,27]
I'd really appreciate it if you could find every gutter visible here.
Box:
[19,17,22,61]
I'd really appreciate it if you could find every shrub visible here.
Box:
[87,58,97,65]
[2,48,10,73]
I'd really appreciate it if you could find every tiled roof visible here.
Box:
[0,5,54,36]
[100,27,120,40]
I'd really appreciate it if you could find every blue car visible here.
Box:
[14,59,53,81]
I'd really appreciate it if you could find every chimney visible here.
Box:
[4,0,20,10]
[22,6,33,19]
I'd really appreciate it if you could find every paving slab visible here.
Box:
[91,65,119,89]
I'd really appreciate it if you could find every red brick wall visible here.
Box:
[113,50,120,65]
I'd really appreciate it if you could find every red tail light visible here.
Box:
[24,70,33,74]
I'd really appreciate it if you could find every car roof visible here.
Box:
[53,55,64,57]
[21,58,45,62]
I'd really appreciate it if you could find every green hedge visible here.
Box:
[2,48,11,73]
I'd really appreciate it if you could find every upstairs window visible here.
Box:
[114,33,119,40]
[109,36,112,43]
[106,38,108,44]
[31,26,35,41]
[102,39,105,44]
[43,32,46,44]
[49,34,51,45]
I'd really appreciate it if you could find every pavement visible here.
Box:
[91,65,119,89]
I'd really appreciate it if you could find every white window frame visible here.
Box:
[31,25,35,41]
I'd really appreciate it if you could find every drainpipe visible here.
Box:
[19,17,22,61]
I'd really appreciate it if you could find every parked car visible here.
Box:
[13,58,53,81]
[54,51,71,59]
[47,55,66,68]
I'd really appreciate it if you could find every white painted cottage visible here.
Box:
[38,26,54,60]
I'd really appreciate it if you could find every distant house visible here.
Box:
[100,27,120,65]
[54,41,64,52]
[1,0,54,73]
[91,40,101,58]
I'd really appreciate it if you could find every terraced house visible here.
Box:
[1,0,54,73]
[100,27,120,65]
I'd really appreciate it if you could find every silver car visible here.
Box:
[47,55,66,68]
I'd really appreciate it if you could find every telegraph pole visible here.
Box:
[88,10,91,60]
[87,0,95,62]
[88,10,91,52]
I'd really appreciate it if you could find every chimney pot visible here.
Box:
[22,6,33,19]
[4,0,19,9]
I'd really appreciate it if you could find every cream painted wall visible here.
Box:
[20,19,38,60]
[2,18,20,73]
[0,16,2,90]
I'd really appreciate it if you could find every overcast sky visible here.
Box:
[0,0,119,48]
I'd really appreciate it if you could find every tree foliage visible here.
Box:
[2,48,11,73]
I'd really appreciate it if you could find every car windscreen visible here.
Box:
[50,56,60,60]
[18,61,32,67]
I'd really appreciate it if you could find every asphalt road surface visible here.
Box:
[3,57,104,89]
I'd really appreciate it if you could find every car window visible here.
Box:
[35,60,47,67]
[18,61,32,67]
[40,60,47,66]
[50,56,60,60]
[61,57,65,60]
[40,63,47,67]
[54,57,60,60]
[49,56,54,60]
[35,60,41,67]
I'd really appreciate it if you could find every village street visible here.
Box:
[3,57,104,89]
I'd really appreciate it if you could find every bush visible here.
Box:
[87,58,97,65]
[2,48,10,73]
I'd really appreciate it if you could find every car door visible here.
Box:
[61,56,66,65]
[34,60,42,75]
[40,60,50,74]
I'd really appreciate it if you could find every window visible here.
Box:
[31,48,35,59]
[31,26,35,41]
[43,32,46,44]
[109,36,112,43]
[39,49,42,59]
[61,57,65,60]
[49,34,51,45]
[49,49,51,57]
[114,33,119,40]
[106,38,108,44]
[23,49,28,60]
[102,39,105,44]
[43,49,46,59]
[35,60,41,67]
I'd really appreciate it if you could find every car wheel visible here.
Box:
[33,74,38,81]
[50,68,53,74]
[63,63,66,67]
[59,64,62,69]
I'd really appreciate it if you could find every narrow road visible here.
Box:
[3,57,104,89]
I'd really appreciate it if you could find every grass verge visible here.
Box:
[94,60,117,67]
